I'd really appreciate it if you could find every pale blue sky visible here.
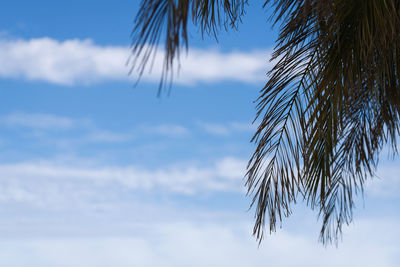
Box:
[0,1,399,266]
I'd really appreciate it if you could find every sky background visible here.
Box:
[0,1,399,266]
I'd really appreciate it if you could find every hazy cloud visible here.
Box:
[0,112,193,145]
[366,161,400,197]
[197,121,256,136]
[138,124,190,137]
[83,130,132,143]
[0,219,398,267]
[0,157,247,207]
[0,112,77,130]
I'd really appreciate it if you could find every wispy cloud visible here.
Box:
[0,157,247,207]
[0,112,192,145]
[83,130,132,143]
[0,37,271,86]
[198,122,231,135]
[197,121,256,136]
[0,112,78,130]
[137,124,190,137]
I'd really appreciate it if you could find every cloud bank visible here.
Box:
[1,219,399,267]
[0,37,271,86]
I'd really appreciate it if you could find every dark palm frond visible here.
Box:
[246,0,320,240]
[130,0,247,93]
[250,0,400,243]
[131,0,400,244]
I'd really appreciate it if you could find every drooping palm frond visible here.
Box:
[130,0,247,93]
[249,0,400,243]
[131,0,400,244]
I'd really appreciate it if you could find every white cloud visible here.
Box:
[0,112,77,130]
[0,38,128,85]
[172,48,270,85]
[0,37,271,85]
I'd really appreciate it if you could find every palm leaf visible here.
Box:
[130,0,247,93]
[131,0,400,244]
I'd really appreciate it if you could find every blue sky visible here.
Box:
[0,1,399,266]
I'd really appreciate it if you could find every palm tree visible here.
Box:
[130,0,400,244]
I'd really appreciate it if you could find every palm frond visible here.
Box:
[131,0,400,244]
[130,0,247,93]
[252,0,400,243]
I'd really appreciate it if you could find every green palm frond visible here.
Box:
[131,0,400,244]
